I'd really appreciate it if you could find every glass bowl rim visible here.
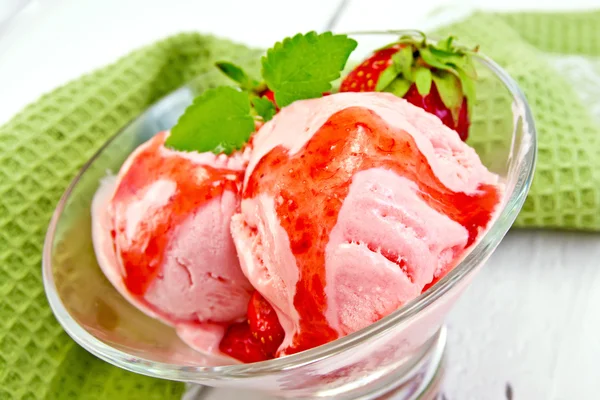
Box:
[42,29,537,382]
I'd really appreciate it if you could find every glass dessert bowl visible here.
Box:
[42,31,536,399]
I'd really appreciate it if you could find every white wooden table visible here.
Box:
[2,1,600,399]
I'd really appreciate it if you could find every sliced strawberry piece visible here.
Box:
[219,321,269,363]
[340,34,477,141]
[247,291,284,357]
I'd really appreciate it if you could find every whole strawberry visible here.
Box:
[340,34,476,141]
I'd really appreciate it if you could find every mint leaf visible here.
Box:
[262,31,357,107]
[252,97,277,122]
[414,67,432,96]
[216,61,259,90]
[165,86,255,155]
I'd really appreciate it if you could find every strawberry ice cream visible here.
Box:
[230,92,501,355]
[91,91,501,363]
[91,131,253,359]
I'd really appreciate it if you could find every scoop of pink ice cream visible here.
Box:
[231,92,500,355]
[92,131,252,359]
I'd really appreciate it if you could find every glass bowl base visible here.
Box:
[342,326,447,400]
[192,326,447,400]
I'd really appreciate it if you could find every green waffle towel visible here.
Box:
[1,11,599,400]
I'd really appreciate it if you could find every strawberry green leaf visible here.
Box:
[414,67,432,96]
[398,32,426,46]
[383,77,412,98]
[216,61,259,91]
[428,37,478,79]
[252,97,277,122]
[419,47,454,73]
[438,36,455,52]
[165,86,255,155]
[451,54,477,79]
[391,46,414,81]
[372,32,422,53]
[431,53,469,74]
[429,46,463,61]
[262,31,357,107]
[375,63,401,91]
[456,67,476,115]
[432,71,463,123]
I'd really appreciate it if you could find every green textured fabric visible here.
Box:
[0,33,259,400]
[500,11,600,55]
[1,11,600,400]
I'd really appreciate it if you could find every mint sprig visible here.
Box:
[215,61,259,91]
[165,86,255,155]
[251,97,277,122]
[261,32,357,107]
[167,31,357,155]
